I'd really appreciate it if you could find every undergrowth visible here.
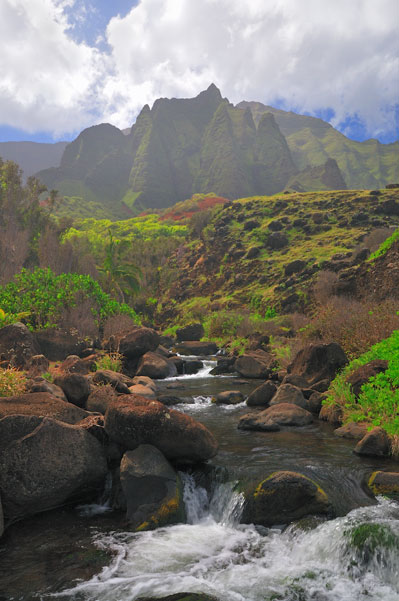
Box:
[325,330,399,437]
[0,367,27,396]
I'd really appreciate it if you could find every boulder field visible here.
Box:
[0,325,221,535]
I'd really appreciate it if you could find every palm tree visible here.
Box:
[98,230,142,303]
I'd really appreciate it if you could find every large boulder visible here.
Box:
[174,341,218,356]
[269,383,308,409]
[246,381,277,407]
[0,415,107,522]
[53,373,91,407]
[234,351,275,379]
[0,323,41,368]
[334,422,369,440]
[242,471,330,526]
[287,342,348,385]
[105,396,218,463]
[0,392,90,424]
[120,444,185,530]
[354,427,391,457]
[136,352,177,379]
[346,360,388,397]
[238,403,313,431]
[176,323,204,342]
[119,327,160,359]
[34,328,88,361]
[92,369,132,393]
[128,384,157,399]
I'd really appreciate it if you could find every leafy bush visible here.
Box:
[0,367,27,396]
[0,267,140,331]
[95,353,123,372]
[0,308,30,328]
[326,330,399,436]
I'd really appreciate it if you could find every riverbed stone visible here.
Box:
[287,342,348,385]
[367,471,399,497]
[0,415,107,522]
[34,328,88,361]
[0,322,41,368]
[354,427,391,457]
[29,379,67,402]
[346,360,388,397]
[0,392,91,424]
[92,369,132,393]
[334,422,369,440]
[105,395,218,463]
[214,390,244,405]
[234,351,275,379]
[120,444,185,530]
[246,381,277,407]
[238,403,313,431]
[136,352,177,379]
[176,323,204,342]
[85,384,118,414]
[242,471,330,526]
[174,341,218,356]
[53,373,91,407]
[119,327,160,359]
[269,383,308,409]
[131,376,157,391]
[128,384,157,399]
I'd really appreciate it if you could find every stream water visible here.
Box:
[1,359,399,600]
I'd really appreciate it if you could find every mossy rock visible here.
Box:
[242,471,330,527]
[367,471,399,499]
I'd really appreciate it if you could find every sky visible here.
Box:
[0,0,398,144]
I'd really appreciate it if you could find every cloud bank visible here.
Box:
[1,0,398,141]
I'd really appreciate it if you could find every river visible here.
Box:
[1,360,398,600]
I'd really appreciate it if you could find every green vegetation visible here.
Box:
[0,367,27,397]
[347,523,399,553]
[0,308,30,328]
[325,330,399,435]
[368,227,399,261]
[0,267,139,331]
[95,352,123,372]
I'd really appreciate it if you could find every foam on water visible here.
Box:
[165,358,218,381]
[58,477,399,601]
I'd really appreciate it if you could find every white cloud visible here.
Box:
[0,0,398,140]
[0,0,103,136]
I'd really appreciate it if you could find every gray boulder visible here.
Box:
[214,391,244,405]
[269,383,308,409]
[238,403,313,431]
[53,373,91,407]
[120,444,185,530]
[246,381,277,407]
[0,323,40,368]
[119,327,160,359]
[136,352,177,379]
[0,415,107,522]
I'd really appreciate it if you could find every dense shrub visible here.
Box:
[326,330,399,436]
[0,267,140,331]
[301,297,399,358]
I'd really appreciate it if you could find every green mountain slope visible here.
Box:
[237,101,399,189]
[35,87,397,218]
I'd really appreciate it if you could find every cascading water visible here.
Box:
[57,476,399,601]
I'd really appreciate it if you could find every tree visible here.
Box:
[98,230,142,303]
